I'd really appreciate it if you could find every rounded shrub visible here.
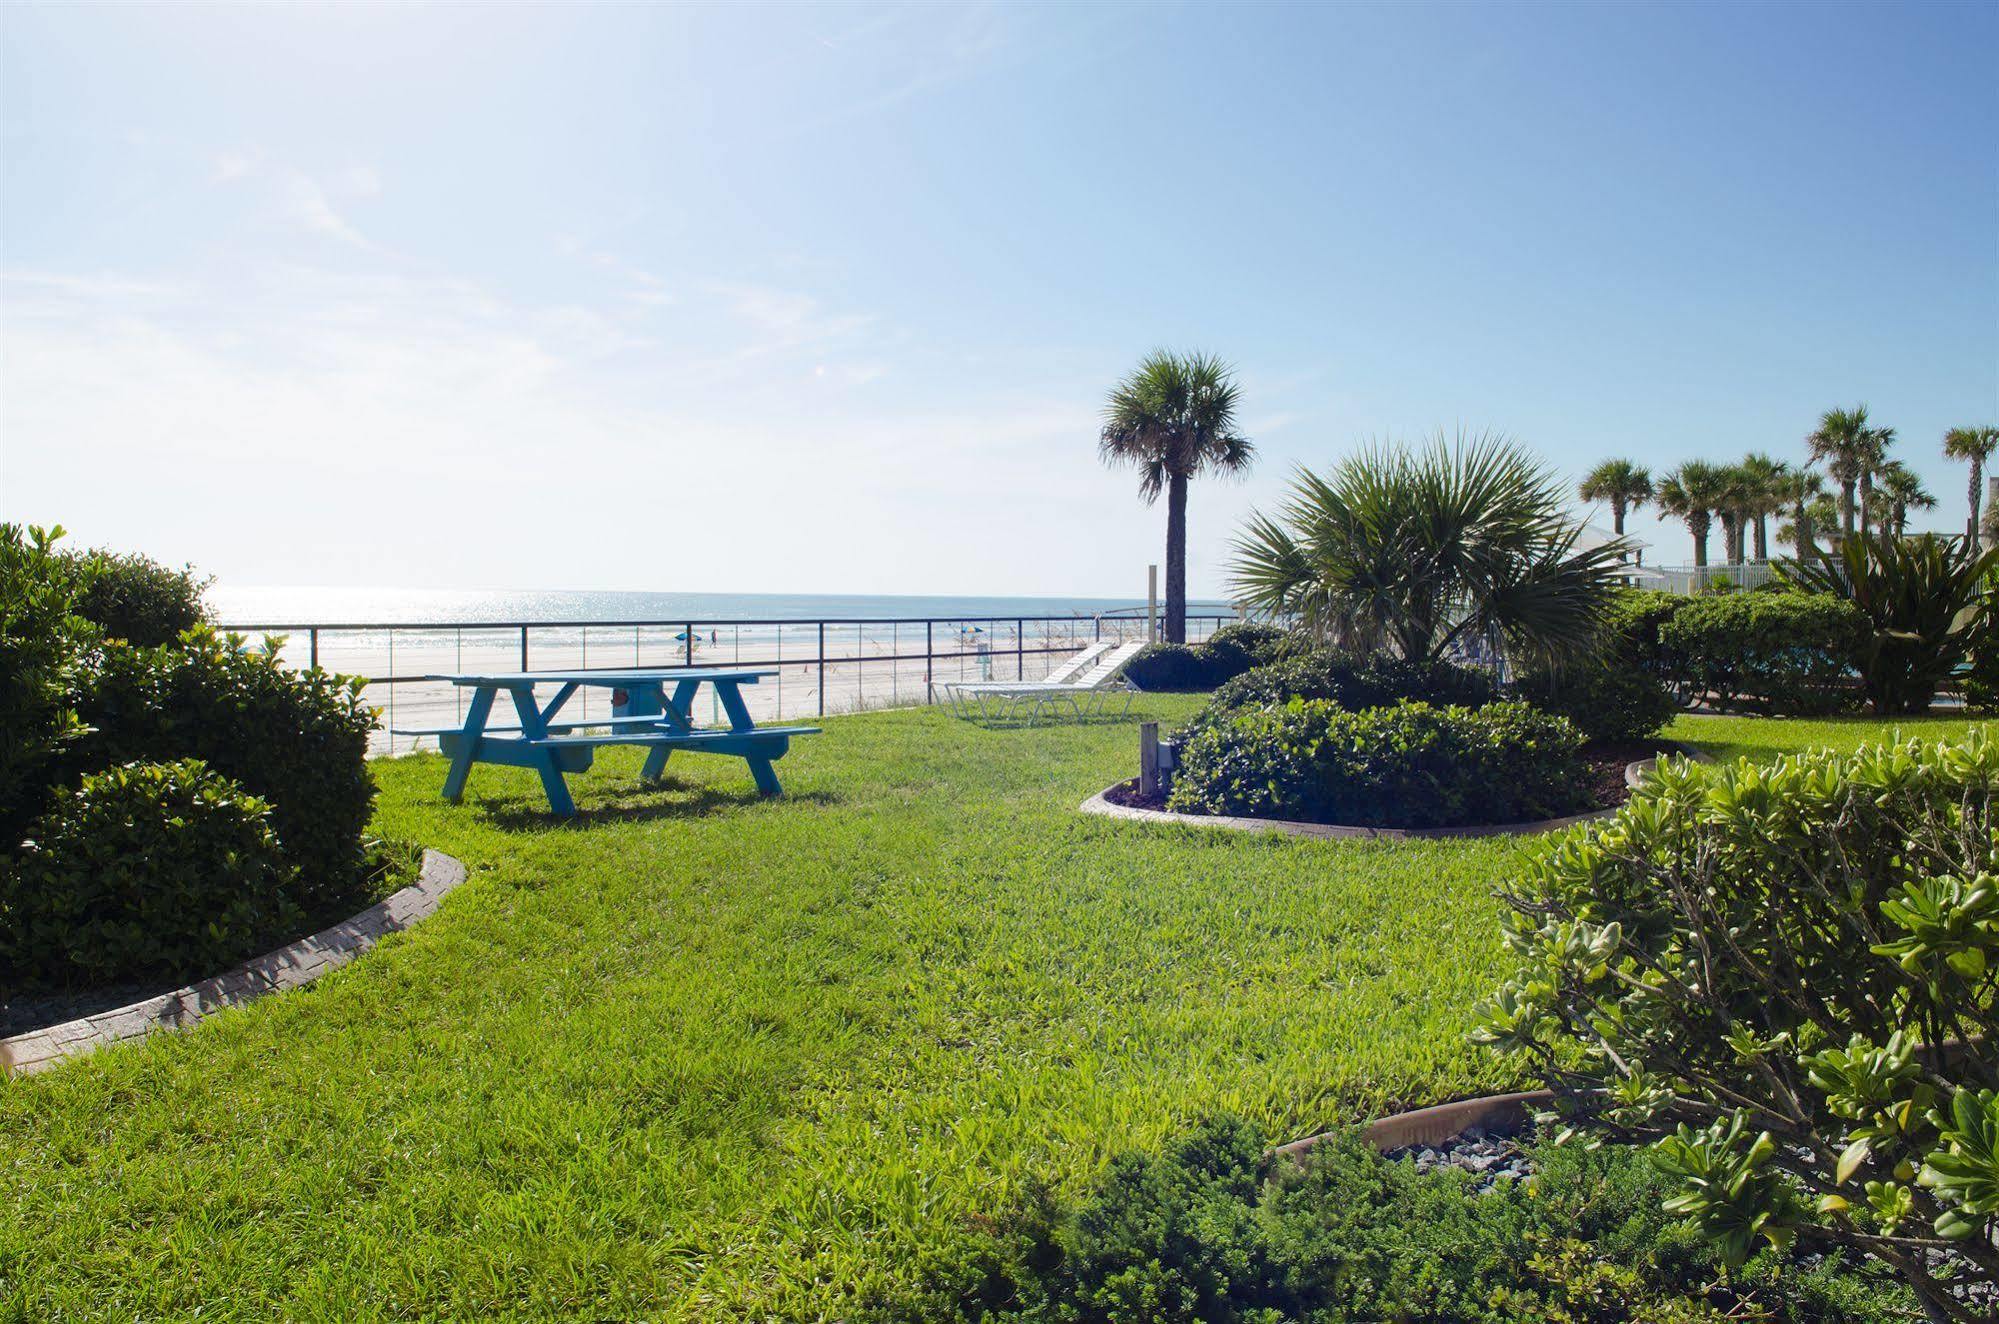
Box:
[0,759,294,986]
[1511,662,1675,744]
[72,629,378,909]
[1202,620,1292,669]
[1168,699,1589,829]
[61,548,209,647]
[1187,649,1497,737]
[1122,642,1218,691]
[1657,590,1866,714]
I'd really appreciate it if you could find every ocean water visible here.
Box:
[209,585,1236,627]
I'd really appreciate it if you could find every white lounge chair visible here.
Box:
[940,641,1108,719]
[944,640,1144,725]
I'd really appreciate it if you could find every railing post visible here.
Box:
[685,623,694,667]
[1016,618,1024,680]
[926,619,934,703]
[309,627,319,669]
[818,622,827,716]
[519,625,529,672]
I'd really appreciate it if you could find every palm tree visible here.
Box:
[1808,405,1874,539]
[1775,468,1829,562]
[1856,425,1896,537]
[1943,425,1999,545]
[1228,432,1628,668]
[1875,460,1936,538]
[1713,464,1753,565]
[1655,460,1728,568]
[1578,459,1652,537]
[1100,351,1254,643]
[1735,452,1787,562]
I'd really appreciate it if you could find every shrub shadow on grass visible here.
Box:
[474,779,841,832]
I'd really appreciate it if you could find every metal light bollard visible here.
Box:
[1139,722,1178,798]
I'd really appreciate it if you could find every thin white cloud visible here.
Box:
[0,259,1130,593]
[277,171,372,248]
[210,151,257,183]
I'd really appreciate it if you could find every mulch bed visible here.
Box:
[1103,739,1679,822]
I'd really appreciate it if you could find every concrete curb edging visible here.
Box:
[1275,1089,1558,1162]
[1080,742,1714,842]
[1,848,469,1078]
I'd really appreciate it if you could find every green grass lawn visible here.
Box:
[3,702,1989,1321]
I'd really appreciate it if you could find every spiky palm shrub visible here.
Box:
[1781,532,1996,715]
[1228,433,1629,669]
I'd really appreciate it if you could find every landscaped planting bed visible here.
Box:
[1,700,1987,1320]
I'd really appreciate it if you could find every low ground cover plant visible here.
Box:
[938,1117,1912,1323]
[1477,734,1999,1320]
[1168,699,1589,829]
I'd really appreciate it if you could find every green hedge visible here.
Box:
[0,759,294,985]
[1656,591,1866,714]
[1168,700,1589,829]
[71,630,379,910]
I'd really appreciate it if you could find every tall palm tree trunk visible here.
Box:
[1165,471,1189,643]
[1752,514,1768,562]
[1840,482,1857,537]
[1795,496,1814,563]
[1610,499,1627,536]
[1691,515,1710,568]
[1859,474,1874,538]
[1969,455,1984,545]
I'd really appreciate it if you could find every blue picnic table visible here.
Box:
[398,669,819,817]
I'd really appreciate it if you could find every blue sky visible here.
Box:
[2,2,1993,598]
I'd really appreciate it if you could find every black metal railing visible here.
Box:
[216,611,1238,753]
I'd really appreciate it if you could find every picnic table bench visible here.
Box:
[395,668,819,817]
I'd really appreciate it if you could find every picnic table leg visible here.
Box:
[638,681,681,782]
[714,680,785,797]
[441,686,496,803]
[508,684,577,817]
[745,755,783,797]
